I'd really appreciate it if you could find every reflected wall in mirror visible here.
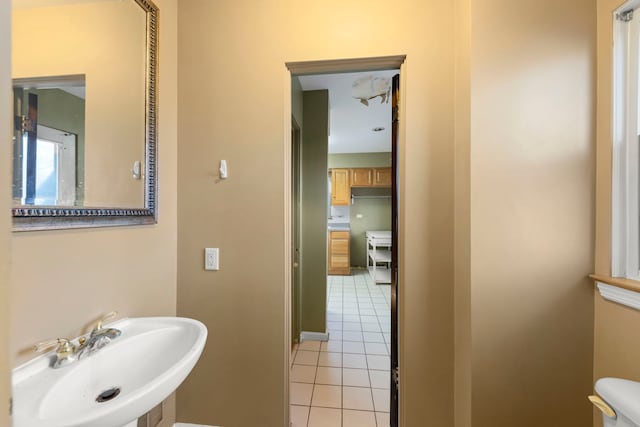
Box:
[11,0,158,231]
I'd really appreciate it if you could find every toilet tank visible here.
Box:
[595,378,640,427]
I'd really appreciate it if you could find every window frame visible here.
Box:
[612,2,640,280]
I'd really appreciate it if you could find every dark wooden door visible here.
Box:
[390,73,400,427]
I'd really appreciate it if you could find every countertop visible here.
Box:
[328,222,350,231]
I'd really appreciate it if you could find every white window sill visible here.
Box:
[591,274,640,311]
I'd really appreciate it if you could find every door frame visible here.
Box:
[283,55,407,426]
[291,117,302,351]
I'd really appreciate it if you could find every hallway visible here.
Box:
[290,270,392,426]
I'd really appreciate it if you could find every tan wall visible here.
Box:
[8,0,178,425]
[13,0,146,207]
[469,0,596,426]
[176,0,455,425]
[594,1,640,426]
[0,1,12,425]
[453,0,472,425]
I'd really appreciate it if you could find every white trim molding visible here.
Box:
[300,331,330,342]
[597,282,640,311]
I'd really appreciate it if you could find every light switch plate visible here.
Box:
[205,248,219,270]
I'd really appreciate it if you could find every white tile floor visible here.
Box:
[290,270,392,427]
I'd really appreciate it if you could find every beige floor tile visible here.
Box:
[369,370,390,389]
[342,331,364,342]
[364,342,388,356]
[308,407,341,427]
[343,314,361,322]
[343,409,377,427]
[329,330,343,341]
[363,332,385,343]
[316,366,342,385]
[376,412,390,427]
[318,352,343,367]
[343,341,366,354]
[290,405,309,427]
[295,350,319,366]
[343,386,374,411]
[291,364,317,383]
[290,382,314,406]
[311,384,342,408]
[298,340,322,351]
[372,388,390,412]
[343,321,363,331]
[343,353,367,369]
[343,368,371,387]
[327,321,343,331]
[362,323,381,332]
[366,355,389,371]
[321,340,342,353]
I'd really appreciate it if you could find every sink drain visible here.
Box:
[96,387,121,403]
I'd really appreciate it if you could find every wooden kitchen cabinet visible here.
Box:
[373,168,392,187]
[331,169,350,206]
[350,168,373,187]
[342,167,391,188]
[328,230,350,275]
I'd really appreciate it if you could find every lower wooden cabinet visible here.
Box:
[328,230,350,275]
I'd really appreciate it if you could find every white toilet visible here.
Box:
[592,378,640,427]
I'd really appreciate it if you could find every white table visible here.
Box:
[366,230,392,284]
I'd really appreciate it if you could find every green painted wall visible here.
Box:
[292,76,303,127]
[329,152,392,267]
[350,197,392,267]
[328,152,391,168]
[300,90,328,333]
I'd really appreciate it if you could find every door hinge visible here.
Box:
[617,9,634,22]
[392,366,399,389]
[15,115,35,133]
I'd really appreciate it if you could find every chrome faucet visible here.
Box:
[34,311,122,369]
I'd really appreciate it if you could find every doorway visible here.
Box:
[286,57,403,427]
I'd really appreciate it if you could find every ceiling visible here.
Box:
[298,69,399,154]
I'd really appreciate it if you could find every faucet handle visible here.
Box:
[93,311,117,332]
[33,338,76,357]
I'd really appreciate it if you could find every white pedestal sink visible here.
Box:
[12,317,207,427]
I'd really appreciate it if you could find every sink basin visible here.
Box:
[12,317,207,427]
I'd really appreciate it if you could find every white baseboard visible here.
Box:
[300,331,330,341]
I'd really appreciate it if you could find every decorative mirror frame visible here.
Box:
[12,0,159,232]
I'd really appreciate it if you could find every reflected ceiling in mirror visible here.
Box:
[11,0,158,231]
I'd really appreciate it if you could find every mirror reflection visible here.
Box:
[13,76,85,206]
[12,0,147,209]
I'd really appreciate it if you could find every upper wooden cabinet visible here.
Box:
[350,168,373,187]
[331,169,350,206]
[348,167,392,188]
[373,168,392,187]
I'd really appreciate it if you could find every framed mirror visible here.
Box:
[11,0,158,231]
